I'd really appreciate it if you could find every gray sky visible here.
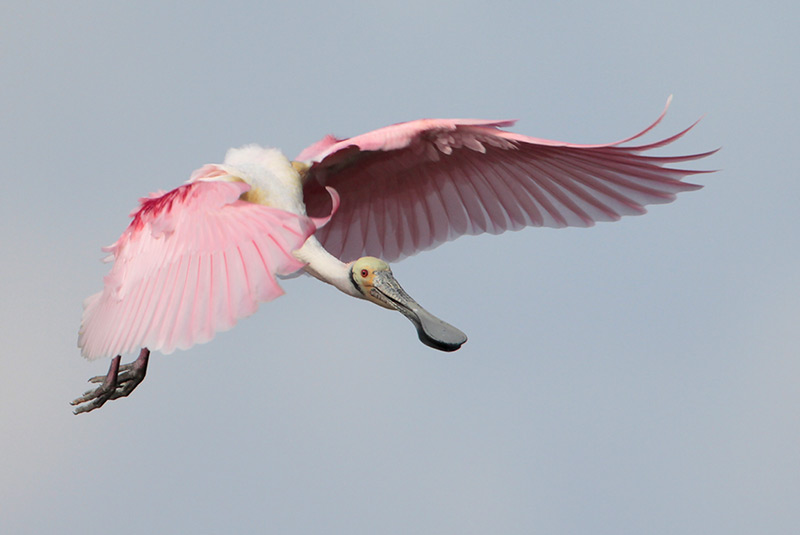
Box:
[2,1,797,534]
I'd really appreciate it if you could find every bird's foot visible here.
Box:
[71,348,150,415]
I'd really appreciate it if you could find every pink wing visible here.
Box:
[299,99,716,263]
[78,179,318,360]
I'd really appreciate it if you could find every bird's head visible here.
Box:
[349,257,468,352]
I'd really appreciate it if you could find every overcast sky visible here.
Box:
[2,1,798,534]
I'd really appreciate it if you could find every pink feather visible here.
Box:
[299,99,716,262]
[78,180,319,360]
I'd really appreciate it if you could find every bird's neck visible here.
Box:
[293,237,360,298]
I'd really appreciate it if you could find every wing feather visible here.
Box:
[446,160,490,236]
[486,152,544,227]
[300,100,715,262]
[78,180,318,360]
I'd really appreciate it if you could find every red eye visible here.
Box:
[361,269,369,278]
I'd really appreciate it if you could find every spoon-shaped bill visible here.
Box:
[370,271,467,352]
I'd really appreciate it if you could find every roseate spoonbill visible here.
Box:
[72,98,714,414]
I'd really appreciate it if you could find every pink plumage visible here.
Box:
[78,180,318,360]
[73,99,715,414]
[300,99,715,262]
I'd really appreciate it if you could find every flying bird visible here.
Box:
[72,98,714,414]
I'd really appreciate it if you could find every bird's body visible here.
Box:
[72,99,715,413]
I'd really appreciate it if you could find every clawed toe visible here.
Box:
[71,384,115,414]
[71,349,150,415]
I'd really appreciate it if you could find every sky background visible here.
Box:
[2,1,798,534]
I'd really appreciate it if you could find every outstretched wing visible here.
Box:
[78,179,318,360]
[298,98,716,263]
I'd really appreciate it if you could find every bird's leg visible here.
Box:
[71,348,150,415]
